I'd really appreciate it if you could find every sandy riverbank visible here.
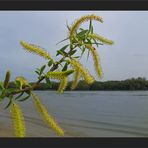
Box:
[0,112,84,137]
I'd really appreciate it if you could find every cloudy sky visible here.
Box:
[0,11,148,82]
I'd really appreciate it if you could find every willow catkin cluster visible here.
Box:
[69,14,103,39]
[10,102,26,137]
[71,69,81,90]
[31,92,64,136]
[46,70,74,93]
[85,44,103,78]
[20,41,52,60]
[69,59,95,85]
[88,33,114,45]
[46,70,74,80]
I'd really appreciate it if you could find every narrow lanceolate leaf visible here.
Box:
[48,60,53,67]
[31,92,64,136]
[10,102,26,137]
[46,70,74,80]
[56,44,69,56]
[69,14,103,38]
[69,50,77,56]
[69,59,95,84]
[4,70,11,89]
[58,77,68,93]
[40,65,46,75]
[71,69,81,90]
[62,63,68,71]
[88,34,114,45]
[4,95,13,109]
[85,44,103,78]
[0,82,4,90]
[20,41,52,60]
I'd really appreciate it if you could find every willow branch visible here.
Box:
[5,47,77,97]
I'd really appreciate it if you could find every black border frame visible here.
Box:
[0,0,148,148]
[0,138,148,147]
[0,0,148,10]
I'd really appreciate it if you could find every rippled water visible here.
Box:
[1,91,148,137]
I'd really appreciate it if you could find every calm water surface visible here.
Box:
[1,91,148,137]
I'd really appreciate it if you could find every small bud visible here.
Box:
[4,70,11,89]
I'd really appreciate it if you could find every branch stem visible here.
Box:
[5,47,76,97]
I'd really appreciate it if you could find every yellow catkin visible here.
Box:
[71,69,81,90]
[20,41,52,60]
[58,77,68,93]
[69,14,103,38]
[46,70,74,80]
[85,44,103,78]
[31,92,64,136]
[88,34,114,45]
[69,59,95,84]
[10,102,26,137]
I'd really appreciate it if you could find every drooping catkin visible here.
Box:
[20,41,52,60]
[69,14,103,38]
[85,44,103,78]
[46,70,74,80]
[69,59,95,84]
[71,69,81,90]
[88,33,114,45]
[31,92,64,136]
[10,102,26,137]
[58,77,68,93]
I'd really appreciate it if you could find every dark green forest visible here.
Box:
[8,77,148,91]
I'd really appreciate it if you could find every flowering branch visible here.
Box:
[0,14,114,137]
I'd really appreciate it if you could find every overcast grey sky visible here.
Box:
[0,11,148,82]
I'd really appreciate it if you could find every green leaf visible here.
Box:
[72,56,80,59]
[87,50,90,61]
[93,39,103,47]
[18,94,31,102]
[80,47,85,58]
[60,44,69,52]
[56,44,69,56]
[56,38,69,45]
[0,82,4,90]
[36,68,40,72]
[86,38,92,45]
[45,77,52,88]
[4,95,13,109]
[15,92,24,100]
[40,65,46,75]
[35,70,40,75]
[48,60,53,67]
[89,20,92,31]
[79,28,85,31]
[77,30,88,37]
[92,38,99,47]
[56,50,63,56]
[69,50,77,56]
[91,26,94,34]
[89,20,93,34]
[62,63,68,71]
[66,20,70,31]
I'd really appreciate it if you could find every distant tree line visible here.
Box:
[8,77,148,91]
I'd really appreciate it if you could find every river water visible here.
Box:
[0,91,148,137]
